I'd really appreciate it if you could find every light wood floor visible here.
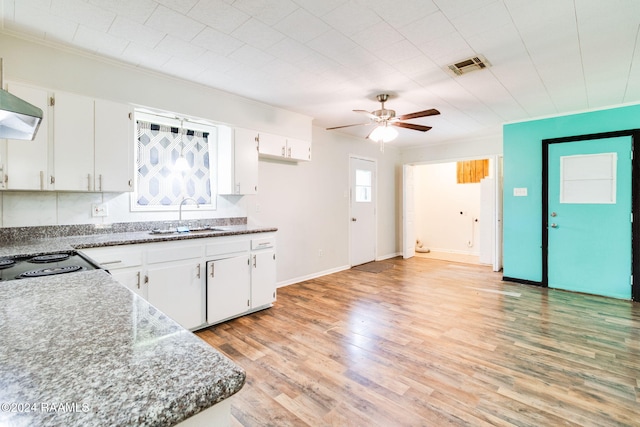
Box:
[196,257,640,426]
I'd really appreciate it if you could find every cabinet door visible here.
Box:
[251,250,276,308]
[53,91,95,191]
[147,260,204,330]
[287,138,312,161]
[2,83,50,190]
[95,99,133,192]
[110,268,146,298]
[233,128,258,194]
[257,132,286,158]
[206,255,251,324]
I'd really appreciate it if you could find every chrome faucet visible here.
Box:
[179,197,200,223]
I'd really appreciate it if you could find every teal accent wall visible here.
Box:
[503,104,640,282]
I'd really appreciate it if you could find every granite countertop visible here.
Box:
[0,224,278,258]
[0,270,246,426]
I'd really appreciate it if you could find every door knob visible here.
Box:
[550,223,558,228]
[351,218,357,222]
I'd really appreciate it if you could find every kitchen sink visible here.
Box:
[149,227,227,235]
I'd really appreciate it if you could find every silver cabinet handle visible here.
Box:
[87,173,92,191]
[39,171,44,190]
[550,223,558,228]
[100,260,122,265]
[136,271,141,289]
[99,174,103,192]
[281,146,285,156]
[287,147,291,158]
[196,263,201,279]
[253,255,257,268]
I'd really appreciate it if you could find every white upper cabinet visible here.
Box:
[257,132,311,162]
[53,91,94,191]
[286,137,312,161]
[256,132,285,158]
[218,127,259,195]
[0,82,51,190]
[53,92,133,192]
[94,99,134,192]
[0,83,133,193]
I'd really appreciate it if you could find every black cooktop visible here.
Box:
[0,251,102,281]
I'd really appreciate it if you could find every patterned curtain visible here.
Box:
[136,120,212,206]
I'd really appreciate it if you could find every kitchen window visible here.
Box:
[132,112,217,211]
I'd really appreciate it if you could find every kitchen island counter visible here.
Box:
[0,269,245,426]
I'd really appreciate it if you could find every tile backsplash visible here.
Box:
[0,191,248,228]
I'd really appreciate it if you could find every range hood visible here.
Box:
[0,59,43,141]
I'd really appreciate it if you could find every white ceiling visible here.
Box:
[3,0,640,148]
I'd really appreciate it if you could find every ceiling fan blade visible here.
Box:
[397,108,440,121]
[353,109,377,120]
[392,122,432,132]
[326,122,371,130]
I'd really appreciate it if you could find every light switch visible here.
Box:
[513,187,528,197]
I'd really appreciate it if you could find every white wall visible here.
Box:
[402,134,502,164]
[0,33,401,287]
[246,126,401,285]
[414,163,481,255]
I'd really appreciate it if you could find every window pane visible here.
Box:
[356,169,371,186]
[355,169,371,202]
[136,120,213,207]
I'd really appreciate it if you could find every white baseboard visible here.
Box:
[377,252,401,261]
[277,264,351,288]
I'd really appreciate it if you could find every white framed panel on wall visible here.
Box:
[560,152,616,204]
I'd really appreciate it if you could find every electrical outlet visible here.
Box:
[92,203,108,217]
[318,249,324,257]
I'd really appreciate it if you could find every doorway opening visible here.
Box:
[403,156,503,271]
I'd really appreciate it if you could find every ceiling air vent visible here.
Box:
[447,55,490,76]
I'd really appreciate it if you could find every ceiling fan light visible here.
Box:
[369,124,398,143]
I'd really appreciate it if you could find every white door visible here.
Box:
[94,99,133,192]
[206,256,250,324]
[147,260,204,330]
[494,156,503,272]
[403,164,416,259]
[350,157,376,266]
[53,91,94,191]
[251,250,276,308]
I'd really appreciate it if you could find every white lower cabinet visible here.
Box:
[146,243,204,330]
[206,255,251,324]
[147,259,204,330]
[82,245,145,298]
[81,232,276,330]
[251,237,277,309]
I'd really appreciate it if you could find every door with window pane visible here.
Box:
[350,157,376,266]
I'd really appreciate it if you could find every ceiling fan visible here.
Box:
[326,94,440,148]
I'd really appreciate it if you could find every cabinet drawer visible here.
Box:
[251,237,275,250]
[147,244,202,264]
[206,240,249,257]
[82,246,142,270]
